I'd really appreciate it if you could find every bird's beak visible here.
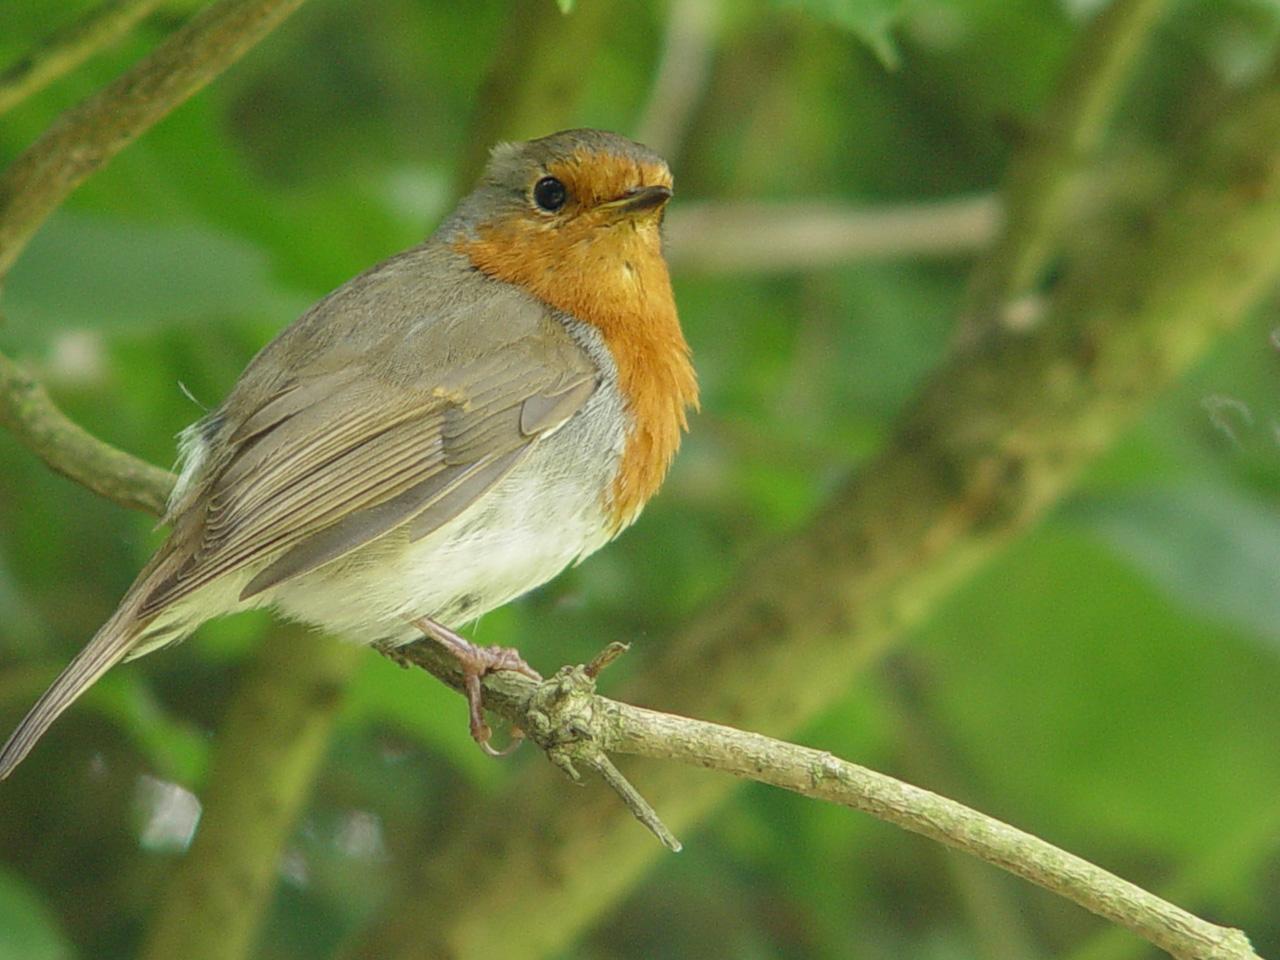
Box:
[600,184,673,217]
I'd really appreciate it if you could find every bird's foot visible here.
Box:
[409,616,541,756]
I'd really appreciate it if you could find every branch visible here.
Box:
[0,349,172,513]
[387,639,1260,960]
[634,0,720,159]
[958,0,1170,336]
[344,81,1280,960]
[662,194,999,272]
[0,0,307,281]
[451,0,611,195]
[0,0,165,116]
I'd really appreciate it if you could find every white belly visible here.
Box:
[267,456,614,644]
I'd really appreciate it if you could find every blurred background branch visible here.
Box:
[0,348,172,514]
[0,0,307,281]
[957,0,1170,340]
[139,625,362,960]
[0,0,165,116]
[635,0,720,158]
[451,0,612,194]
[664,194,999,272]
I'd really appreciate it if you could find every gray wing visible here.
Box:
[138,330,597,616]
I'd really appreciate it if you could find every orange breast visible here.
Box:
[454,216,697,530]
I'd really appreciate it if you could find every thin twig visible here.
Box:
[0,0,165,116]
[385,640,1261,960]
[958,0,1170,337]
[516,654,683,852]
[663,194,1000,272]
[0,0,308,282]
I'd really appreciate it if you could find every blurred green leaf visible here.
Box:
[1074,483,1280,654]
[783,0,907,66]
[0,868,73,960]
[919,524,1280,856]
[3,212,305,345]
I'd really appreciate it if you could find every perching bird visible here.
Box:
[0,129,697,777]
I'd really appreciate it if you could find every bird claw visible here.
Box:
[410,616,540,755]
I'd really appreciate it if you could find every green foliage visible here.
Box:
[5,213,304,345]
[0,868,72,960]
[1079,483,1280,652]
[782,0,910,66]
[1,0,1279,959]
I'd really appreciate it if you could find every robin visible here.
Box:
[0,128,697,777]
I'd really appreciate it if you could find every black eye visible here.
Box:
[533,176,567,212]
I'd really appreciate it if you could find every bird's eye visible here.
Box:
[532,176,568,212]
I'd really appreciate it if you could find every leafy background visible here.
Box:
[1,0,1279,958]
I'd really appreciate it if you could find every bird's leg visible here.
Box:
[408,616,541,756]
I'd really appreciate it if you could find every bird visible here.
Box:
[0,128,697,778]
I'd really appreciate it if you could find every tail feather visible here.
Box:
[0,536,197,779]
[0,608,146,780]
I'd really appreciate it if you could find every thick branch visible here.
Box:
[0,0,307,281]
[0,0,164,116]
[958,0,1169,334]
[344,82,1280,960]
[663,195,999,272]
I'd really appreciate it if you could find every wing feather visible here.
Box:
[138,333,598,618]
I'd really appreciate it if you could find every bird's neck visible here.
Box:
[453,221,697,530]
